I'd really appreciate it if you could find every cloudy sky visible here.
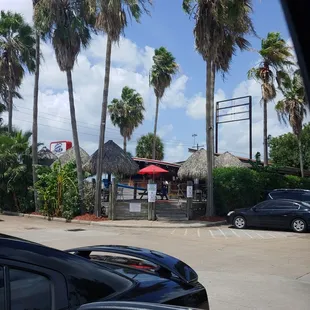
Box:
[1,0,297,162]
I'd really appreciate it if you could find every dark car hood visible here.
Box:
[233,208,251,213]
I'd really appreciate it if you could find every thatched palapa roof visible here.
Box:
[178,149,208,180]
[178,150,249,180]
[216,151,249,168]
[83,140,139,175]
[38,147,58,166]
[51,147,90,167]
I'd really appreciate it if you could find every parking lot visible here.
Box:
[1,215,310,310]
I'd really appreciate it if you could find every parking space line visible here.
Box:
[209,230,215,238]
[197,228,200,237]
[170,229,176,235]
[184,229,188,236]
[256,232,266,239]
[267,232,276,238]
[230,229,240,237]
[244,231,254,239]
[218,228,228,239]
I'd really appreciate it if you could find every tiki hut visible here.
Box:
[51,147,90,167]
[38,147,57,166]
[178,149,208,180]
[215,152,250,168]
[83,140,139,176]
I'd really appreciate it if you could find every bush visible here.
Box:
[212,167,310,216]
[83,181,95,214]
[213,167,262,216]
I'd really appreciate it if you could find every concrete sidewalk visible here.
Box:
[1,211,226,228]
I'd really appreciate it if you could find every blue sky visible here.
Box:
[2,0,294,162]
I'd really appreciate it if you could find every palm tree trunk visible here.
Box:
[8,69,13,134]
[94,36,112,217]
[32,31,40,212]
[206,58,214,217]
[123,136,127,153]
[66,69,85,213]
[263,99,268,166]
[152,96,159,160]
[298,138,304,178]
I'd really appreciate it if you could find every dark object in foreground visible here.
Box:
[227,199,310,233]
[0,235,209,310]
[78,301,201,310]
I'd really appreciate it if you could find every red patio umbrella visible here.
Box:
[138,164,169,175]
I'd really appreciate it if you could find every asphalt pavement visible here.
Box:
[1,215,310,310]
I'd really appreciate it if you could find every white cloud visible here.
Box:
[158,124,174,138]
[186,89,226,120]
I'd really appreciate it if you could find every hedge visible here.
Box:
[213,167,310,216]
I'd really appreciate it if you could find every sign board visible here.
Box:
[187,186,193,198]
[129,203,141,213]
[147,183,157,203]
[50,142,67,157]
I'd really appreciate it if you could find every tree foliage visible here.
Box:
[269,123,310,169]
[136,133,164,161]
[108,86,144,152]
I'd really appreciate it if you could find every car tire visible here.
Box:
[233,216,246,229]
[291,218,307,233]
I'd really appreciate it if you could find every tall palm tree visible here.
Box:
[183,0,255,216]
[32,0,41,212]
[275,69,307,177]
[149,47,178,160]
[248,32,293,166]
[0,11,36,133]
[34,0,94,212]
[92,0,152,216]
[108,86,144,153]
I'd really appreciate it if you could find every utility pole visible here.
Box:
[192,134,204,150]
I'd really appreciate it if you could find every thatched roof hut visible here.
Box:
[178,150,250,180]
[216,151,250,168]
[83,140,139,176]
[178,149,208,180]
[38,147,57,166]
[51,147,90,167]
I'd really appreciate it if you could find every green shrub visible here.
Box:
[213,167,262,215]
[284,175,302,188]
[83,181,95,214]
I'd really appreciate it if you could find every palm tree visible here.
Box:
[248,32,293,166]
[183,0,255,216]
[136,133,164,160]
[0,11,36,133]
[92,0,152,216]
[108,86,144,153]
[32,0,41,212]
[275,69,307,177]
[34,0,94,212]
[150,47,178,160]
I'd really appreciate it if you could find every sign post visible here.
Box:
[186,181,193,220]
[147,180,157,221]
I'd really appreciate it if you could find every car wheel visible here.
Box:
[233,216,246,229]
[291,218,307,233]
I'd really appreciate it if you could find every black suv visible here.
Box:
[266,189,310,202]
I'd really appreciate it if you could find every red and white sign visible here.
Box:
[50,141,72,157]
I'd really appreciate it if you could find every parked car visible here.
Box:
[78,301,201,310]
[227,199,310,233]
[0,234,209,310]
[266,189,310,202]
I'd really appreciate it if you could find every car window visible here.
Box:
[255,201,274,210]
[269,191,287,199]
[274,202,300,210]
[9,268,51,310]
[0,267,4,310]
[300,193,310,201]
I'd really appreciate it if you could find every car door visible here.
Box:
[268,202,301,228]
[0,260,68,310]
[253,201,276,227]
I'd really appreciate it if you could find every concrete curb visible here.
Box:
[1,211,226,228]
